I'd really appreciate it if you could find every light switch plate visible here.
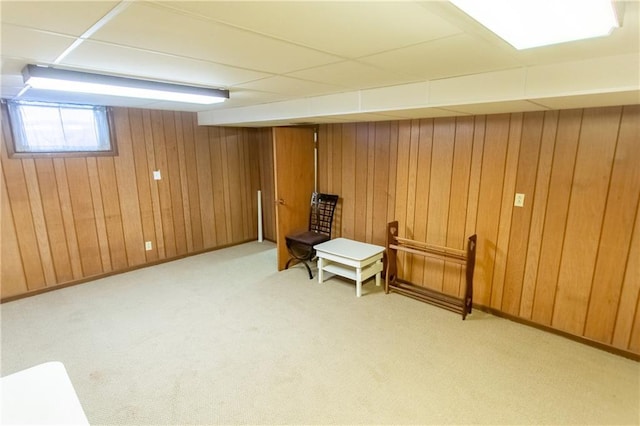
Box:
[153,170,161,180]
[514,193,525,207]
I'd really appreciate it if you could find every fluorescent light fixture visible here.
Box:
[22,64,229,104]
[450,0,619,50]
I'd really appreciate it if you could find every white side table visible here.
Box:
[314,238,385,297]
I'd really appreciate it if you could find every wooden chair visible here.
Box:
[285,192,339,279]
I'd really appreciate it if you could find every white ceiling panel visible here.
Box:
[0,25,75,63]
[1,1,637,126]
[0,1,119,36]
[90,2,342,74]
[360,33,524,81]
[154,1,463,58]
[62,40,271,88]
[236,76,344,98]
[286,61,418,91]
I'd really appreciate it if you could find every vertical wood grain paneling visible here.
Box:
[3,103,638,356]
[112,108,146,267]
[180,112,203,251]
[174,112,194,253]
[97,156,128,271]
[86,157,111,272]
[162,110,187,256]
[142,110,166,259]
[474,114,510,306]
[151,110,176,258]
[519,111,559,319]
[531,109,582,325]
[340,124,356,239]
[444,117,474,297]
[316,105,640,355]
[502,112,543,315]
[65,158,103,277]
[1,165,28,297]
[552,107,621,335]
[210,127,229,246]
[22,159,56,285]
[34,159,73,283]
[195,124,215,248]
[2,107,260,301]
[584,105,640,343]
[2,128,46,290]
[330,125,343,238]
[618,205,640,352]
[128,109,159,262]
[354,123,368,242]
[256,128,276,242]
[52,158,83,279]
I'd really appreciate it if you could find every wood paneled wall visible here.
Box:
[255,128,276,242]
[1,107,260,300]
[317,105,640,355]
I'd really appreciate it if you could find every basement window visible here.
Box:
[4,100,116,157]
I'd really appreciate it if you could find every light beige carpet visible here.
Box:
[1,242,638,425]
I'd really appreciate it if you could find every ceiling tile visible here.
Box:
[0,1,119,36]
[235,76,344,98]
[89,2,342,74]
[286,61,418,90]
[360,33,523,81]
[0,25,75,62]
[62,40,272,87]
[154,1,462,58]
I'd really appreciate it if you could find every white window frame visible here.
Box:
[3,100,117,158]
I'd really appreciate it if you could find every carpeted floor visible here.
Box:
[1,241,638,425]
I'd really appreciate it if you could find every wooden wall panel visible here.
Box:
[425,118,454,292]
[256,128,276,242]
[1,107,260,301]
[474,114,510,306]
[489,113,522,310]
[520,111,559,319]
[317,105,640,355]
[552,107,621,336]
[33,159,73,283]
[3,103,638,355]
[340,124,356,239]
[1,165,28,297]
[444,116,474,297]
[531,109,582,325]
[584,105,640,343]
[502,112,542,315]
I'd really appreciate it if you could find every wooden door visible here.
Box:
[273,127,315,271]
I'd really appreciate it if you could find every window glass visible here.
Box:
[6,100,113,155]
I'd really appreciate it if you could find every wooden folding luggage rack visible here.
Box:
[385,221,477,320]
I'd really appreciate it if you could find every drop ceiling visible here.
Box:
[1,1,638,127]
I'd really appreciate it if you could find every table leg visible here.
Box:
[356,266,362,297]
[376,260,381,287]
[318,257,324,283]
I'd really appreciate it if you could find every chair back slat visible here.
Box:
[309,192,339,236]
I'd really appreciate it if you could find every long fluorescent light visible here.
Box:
[22,64,229,104]
[450,0,619,50]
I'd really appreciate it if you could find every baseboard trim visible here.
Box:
[474,305,639,362]
[1,239,258,304]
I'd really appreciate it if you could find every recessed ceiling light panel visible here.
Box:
[451,0,619,50]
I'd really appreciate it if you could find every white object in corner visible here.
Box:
[1,361,89,425]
